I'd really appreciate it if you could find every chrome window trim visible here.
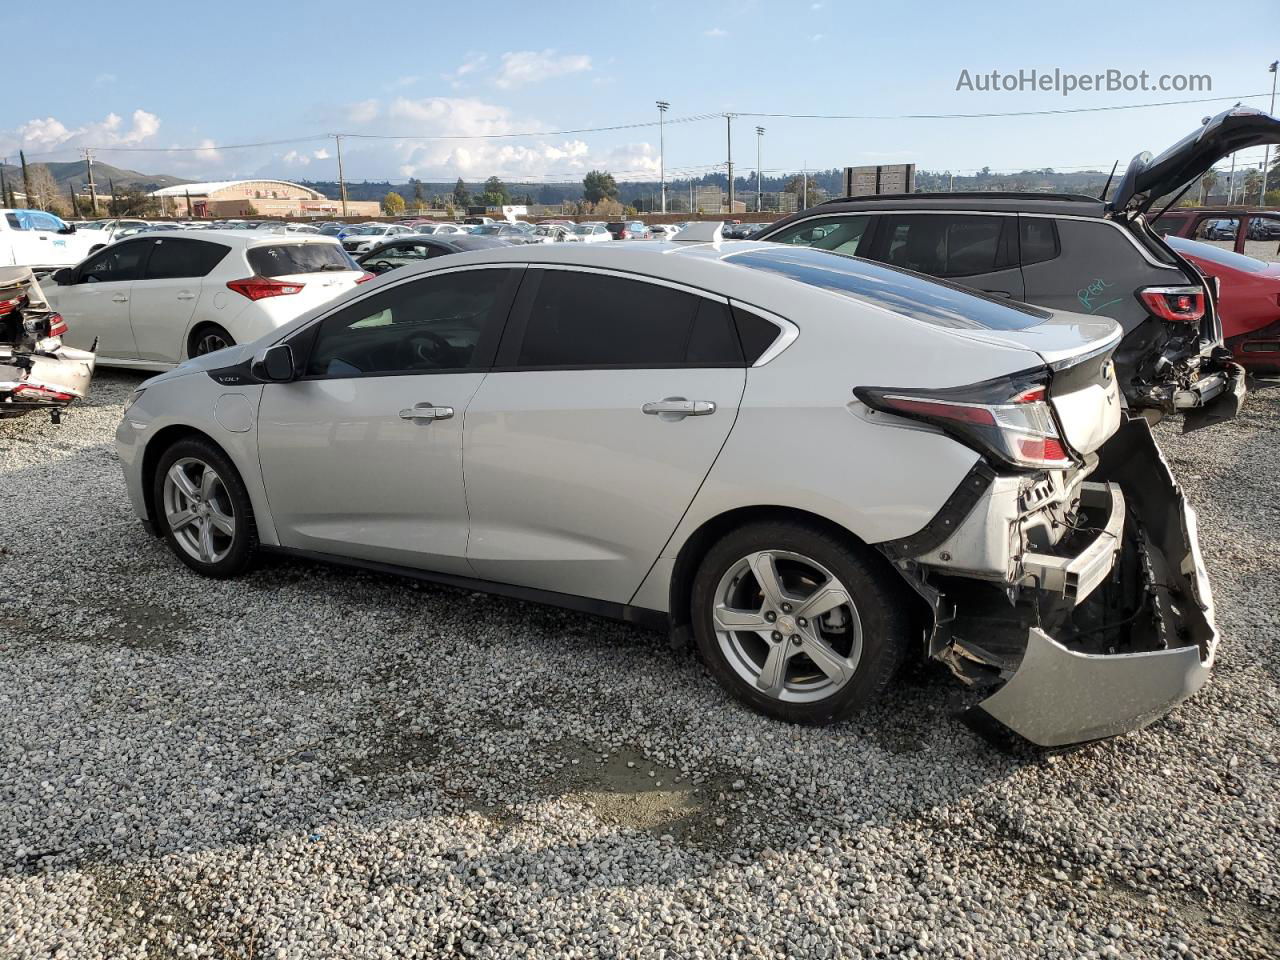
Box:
[761,209,1177,270]
[731,301,799,367]
[522,262,731,303]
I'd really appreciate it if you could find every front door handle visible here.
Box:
[642,397,716,420]
[111,295,128,303]
[398,403,454,422]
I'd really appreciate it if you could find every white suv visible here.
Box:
[48,231,368,370]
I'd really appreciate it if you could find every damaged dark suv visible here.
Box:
[758,107,1280,430]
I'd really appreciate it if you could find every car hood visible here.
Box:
[1109,106,1280,215]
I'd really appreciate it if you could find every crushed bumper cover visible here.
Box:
[970,416,1217,746]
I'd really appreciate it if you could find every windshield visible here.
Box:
[727,246,1050,331]
[1166,235,1272,273]
[248,243,359,276]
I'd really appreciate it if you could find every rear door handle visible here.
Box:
[398,403,454,422]
[981,289,1014,299]
[111,295,128,303]
[176,292,196,301]
[642,397,716,420]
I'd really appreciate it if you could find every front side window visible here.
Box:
[513,270,741,368]
[766,215,870,256]
[144,238,229,280]
[30,212,65,232]
[305,268,519,378]
[877,214,1014,278]
[79,240,150,283]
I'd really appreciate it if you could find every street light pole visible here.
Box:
[656,101,669,215]
[756,126,764,213]
[1261,61,1278,204]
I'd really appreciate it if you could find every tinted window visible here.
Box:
[766,215,870,256]
[143,238,229,280]
[515,271,738,367]
[732,305,781,364]
[79,240,150,283]
[248,243,356,277]
[5,213,24,230]
[306,268,518,378]
[1019,218,1060,267]
[878,214,1014,277]
[728,247,1048,331]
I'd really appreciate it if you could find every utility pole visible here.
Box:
[656,101,669,214]
[334,134,349,217]
[83,148,98,215]
[725,114,734,214]
[1227,152,1236,205]
[1261,60,1278,204]
[802,161,808,209]
[1,157,8,208]
[755,126,764,213]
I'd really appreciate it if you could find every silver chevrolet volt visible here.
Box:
[116,240,1218,746]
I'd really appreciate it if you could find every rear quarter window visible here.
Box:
[248,243,357,277]
[727,246,1049,331]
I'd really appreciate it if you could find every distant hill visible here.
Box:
[0,159,189,195]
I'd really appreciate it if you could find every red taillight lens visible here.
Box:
[226,276,306,301]
[13,383,74,403]
[1139,285,1205,324]
[355,272,376,284]
[855,372,1075,471]
[47,312,68,338]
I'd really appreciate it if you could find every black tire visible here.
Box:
[690,520,910,725]
[188,323,234,358]
[152,437,258,578]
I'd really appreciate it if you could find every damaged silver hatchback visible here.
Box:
[117,241,1215,747]
[0,266,95,422]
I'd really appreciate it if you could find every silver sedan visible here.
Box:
[115,241,1217,745]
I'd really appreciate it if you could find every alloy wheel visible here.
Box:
[162,457,236,564]
[194,331,230,355]
[712,550,863,703]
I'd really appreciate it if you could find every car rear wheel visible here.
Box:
[154,438,257,578]
[691,521,910,725]
[189,324,234,358]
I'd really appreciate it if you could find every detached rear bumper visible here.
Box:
[972,417,1217,746]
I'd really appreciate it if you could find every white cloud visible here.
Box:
[443,53,488,89]
[386,75,419,90]
[344,99,380,125]
[312,148,330,160]
[704,27,728,37]
[493,50,592,89]
[2,108,161,157]
[810,33,825,41]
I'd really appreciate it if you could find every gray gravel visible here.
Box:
[2,371,1278,959]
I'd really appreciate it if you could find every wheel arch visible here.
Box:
[141,424,238,529]
[664,504,932,638]
[185,320,234,360]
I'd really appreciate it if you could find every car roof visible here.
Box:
[103,228,343,247]
[806,192,1107,217]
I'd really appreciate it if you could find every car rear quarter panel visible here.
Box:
[633,283,1046,612]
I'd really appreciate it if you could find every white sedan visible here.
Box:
[47,231,368,369]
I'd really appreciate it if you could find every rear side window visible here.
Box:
[732,306,782,363]
[1019,218,1060,267]
[144,238,229,280]
[766,215,871,256]
[513,270,740,368]
[305,268,519,378]
[249,243,356,277]
[728,246,1048,330]
[79,240,150,283]
[877,214,1015,278]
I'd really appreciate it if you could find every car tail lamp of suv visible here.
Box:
[1138,285,1205,324]
[855,372,1074,471]
[226,277,306,301]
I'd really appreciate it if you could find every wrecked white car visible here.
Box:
[0,266,95,421]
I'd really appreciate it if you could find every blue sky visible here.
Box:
[3,0,1277,184]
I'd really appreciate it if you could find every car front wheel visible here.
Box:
[153,438,257,578]
[691,520,910,725]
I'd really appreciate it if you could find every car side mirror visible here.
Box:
[58,224,76,235]
[252,344,296,383]
[52,268,74,285]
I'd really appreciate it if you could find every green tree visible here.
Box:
[382,191,406,215]
[453,178,471,208]
[783,174,819,209]
[483,176,509,203]
[582,170,619,204]
[412,180,425,211]
[1198,170,1218,204]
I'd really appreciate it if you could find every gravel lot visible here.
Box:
[2,371,1278,959]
